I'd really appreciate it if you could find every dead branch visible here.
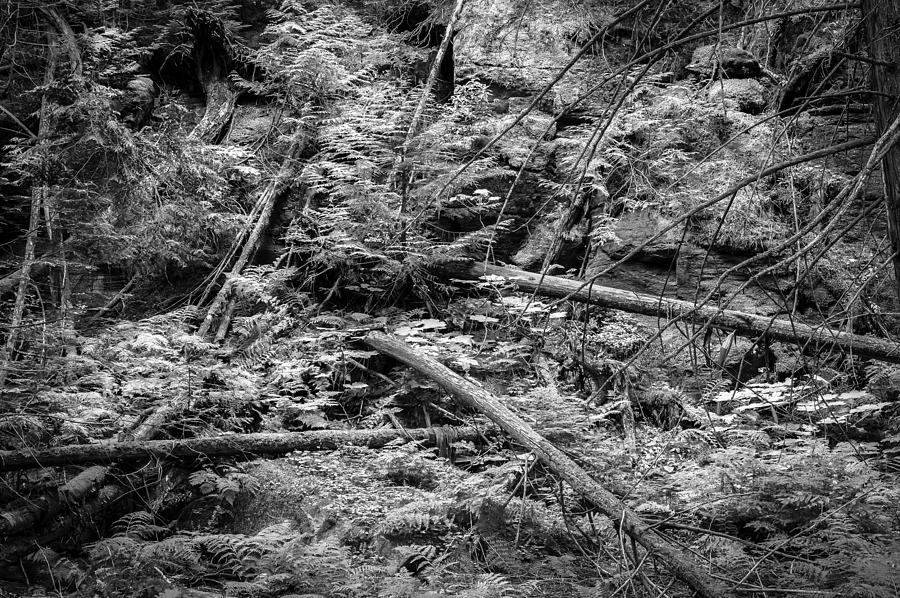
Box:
[390,0,466,184]
[87,275,138,322]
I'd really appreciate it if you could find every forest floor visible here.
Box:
[2,278,900,598]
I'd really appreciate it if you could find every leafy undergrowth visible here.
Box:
[3,0,899,596]
[3,277,900,598]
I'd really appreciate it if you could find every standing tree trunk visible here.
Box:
[0,182,43,390]
[43,175,75,357]
[187,8,242,143]
[0,40,58,389]
[37,12,81,356]
[36,7,82,78]
[390,0,465,243]
[862,0,900,302]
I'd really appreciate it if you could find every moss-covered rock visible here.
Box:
[686,45,762,79]
[707,78,767,114]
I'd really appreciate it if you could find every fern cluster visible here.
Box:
[77,441,564,596]
[282,76,508,306]
[658,435,900,595]
[255,1,414,107]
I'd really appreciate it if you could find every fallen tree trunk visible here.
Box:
[0,466,107,537]
[450,262,900,363]
[0,484,126,562]
[365,332,728,598]
[0,426,484,472]
[127,402,181,441]
[197,127,311,338]
[0,395,186,536]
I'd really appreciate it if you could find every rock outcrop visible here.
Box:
[707,78,767,114]
[686,45,762,79]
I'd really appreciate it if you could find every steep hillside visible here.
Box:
[2,1,900,597]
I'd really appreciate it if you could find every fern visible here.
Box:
[27,548,85,590]
[379,497,455,538]
[675,427,715,450]
[111,511,169,540]
[145,305,206,327]
[726,428,772,448]
[865,362,900,388]
[0,414,49,450]
[255,2,409,107]
[459,573,513,598]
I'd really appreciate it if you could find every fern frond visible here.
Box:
[111,511,169,540]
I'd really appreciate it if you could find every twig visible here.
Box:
[0,102,35,139]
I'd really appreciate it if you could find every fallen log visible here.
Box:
[0,396,187,535]
[0,484,126,562]
[0,426,484,472]
[451,262,900,363]
[0,466,107,537]
[365,332,728,598]
[127,402,181,441]
[197,127,311,338]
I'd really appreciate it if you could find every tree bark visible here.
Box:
[861,0,900,303]
[187,8,240,143]
[0,190,42,390]
[365,332,729,598]
[0,426,484,472]
[43,177,75,357]
[214,296,237,342]
[447,262,900,363]
[36,7,81,78]
[0,466,107,537]
[191,73,240,143]
[127,403,181,441]
[35,17,78,355]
